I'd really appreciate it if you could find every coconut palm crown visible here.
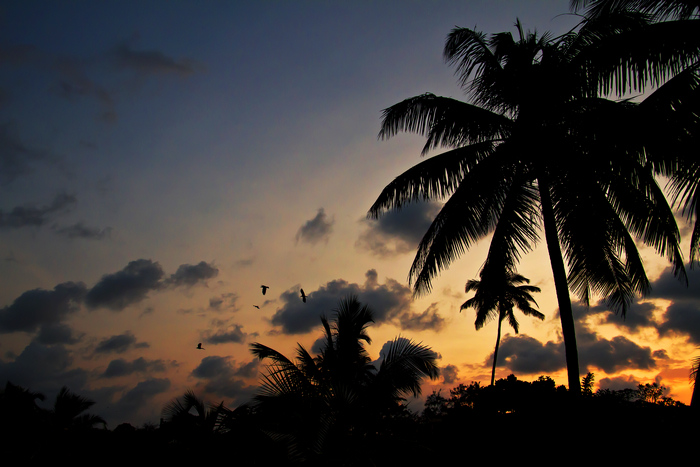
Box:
[369,14,697,395]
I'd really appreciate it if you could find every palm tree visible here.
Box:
[368,15,692,396]
[250,296,439,462]
[569,1,700,261]
[51,386,106,430]
[461,270,543,386]
[161,389,227,439]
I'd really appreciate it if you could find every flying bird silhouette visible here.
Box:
[300,288,307,303]
[261,285,269,295]
[253,305,260,309]
[196,343,204,350]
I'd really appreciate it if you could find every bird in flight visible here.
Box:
[253,305,260,309]
[300,289,307,303]
[196,343,204,350]
[261,285,269,295]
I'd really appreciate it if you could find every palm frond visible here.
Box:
[368,140,497,218]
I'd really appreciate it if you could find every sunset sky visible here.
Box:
[1,0,698,427]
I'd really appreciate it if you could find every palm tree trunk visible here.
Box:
[538,175,581,397]
[491,312,503,386]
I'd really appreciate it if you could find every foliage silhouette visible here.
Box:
[249,295,439,464]
[462,270,543,386]
[369,10,694,396]
[51,386,106,431]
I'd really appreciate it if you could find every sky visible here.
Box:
[1,0,698,427]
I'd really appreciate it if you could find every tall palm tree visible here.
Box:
[250,296,439,462]
[369,15,692,396]
[461,270,543,386]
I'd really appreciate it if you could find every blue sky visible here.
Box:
[1,0,698,427]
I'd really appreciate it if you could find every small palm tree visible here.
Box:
[52,386,106,430]
[462,270,543,386]
[250,296,439,462]
[161,389,226,439]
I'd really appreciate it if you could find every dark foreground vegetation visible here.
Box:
[1,374,694,466]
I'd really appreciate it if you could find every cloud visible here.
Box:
[35,323,83,345]
[52,222,112,240]
[398,302,446,332]
[108,378,171,423]
[0,122,53,183]
[191,356,258,402]
[441,364,459,384]
[203,324,250,345]
[270,269,439,335]
[208,293,239,311]
[598,374,640,391]
[0,341,89,394]
[166,261,218,287]
[0,193,76,228]
[658,301,700,344]
[495,334,567,374]
[85,259,165,311]
[580,335,656,373]
[295,208,334,245]
[94,331,147,354]
[101,357,167,378]
[110,42,200,76]
[356,202,441,257]
[0,281,87,334]
[494,320,659,376]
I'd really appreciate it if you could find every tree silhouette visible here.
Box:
[368,13,691,396]
[51,386,106,431]
[461,270,543,386]
[161,389,227,440]
[250,296,439,463]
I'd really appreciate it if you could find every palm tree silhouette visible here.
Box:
[161,389,227,440]
[369,15,689,396]
[250,296,439,462]
[462,270,543,386]
[51,386,106,430]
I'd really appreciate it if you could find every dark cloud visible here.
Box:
[441,364,459,385]
[191,356,258,402]
[649,265,700,301]
[0,122,52,183]
[52,222,112,240]
[101,357,167,378]
[203,324,249,345]
[598,374,640,391]
[658,301,700,344]
[572,300,658,333]
[649,265,700,344]
[110,43,200,76]
[0,342,89,394]
[270,269,436,335]
[209,293,238,311]
[0,281,86,334]
[0,193,76,228]
[356,202,441,257]
[295,208,334,245]
[495,322,658,376]
[94,331,146,354]
[35,323,83,345]
[85,259,164,311]
[495,334,566,374]
[580,335,656,373]
[108,378,171,423]
[398,302,446,332]
[167,261,218,287]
